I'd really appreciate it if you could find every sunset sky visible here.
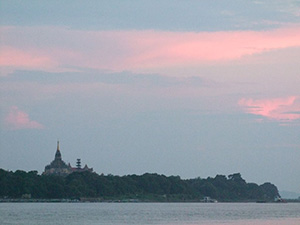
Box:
[1,0,300,193]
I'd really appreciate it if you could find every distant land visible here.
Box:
[280,191,300,199]
[0,169,284,202]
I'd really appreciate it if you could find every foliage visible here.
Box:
[0,169,280,202]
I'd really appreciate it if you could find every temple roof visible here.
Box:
[44,141,93,176]
[45,141,70,170]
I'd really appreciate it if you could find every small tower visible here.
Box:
[55,140,62,160]
[76,158,81,169]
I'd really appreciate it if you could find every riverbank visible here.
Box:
[1,198,299,203]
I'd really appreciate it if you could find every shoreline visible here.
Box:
[1,198,298,203]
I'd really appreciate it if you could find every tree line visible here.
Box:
[0,169,280,202]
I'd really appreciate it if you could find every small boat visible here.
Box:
[202,196,218,203]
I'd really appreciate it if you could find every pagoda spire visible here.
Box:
[55,140,62,160]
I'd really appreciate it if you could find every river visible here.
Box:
[1,202,299,225]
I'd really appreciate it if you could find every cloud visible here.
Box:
[239,96,300,122]
[4,106,44,130]
[1,25,300,74]
[0,46,59,76]
[2,69,215,88]
[0,47,55,68]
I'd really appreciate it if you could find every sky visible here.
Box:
[0,0,300,193]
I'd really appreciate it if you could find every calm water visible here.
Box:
[0,203,299,225]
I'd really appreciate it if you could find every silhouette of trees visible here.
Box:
[0,169,280,201]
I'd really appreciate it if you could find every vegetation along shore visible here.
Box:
[0,169,286,202]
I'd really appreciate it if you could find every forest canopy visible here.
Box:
[0,169,280,202]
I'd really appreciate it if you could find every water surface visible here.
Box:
[1,202,299,225]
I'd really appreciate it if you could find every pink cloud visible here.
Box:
[239,96,300,122]
[0,47,54,67]
[5,106,44,130]
[125,26,300,69]
[1,25,300,73]
[0,47,58,75]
